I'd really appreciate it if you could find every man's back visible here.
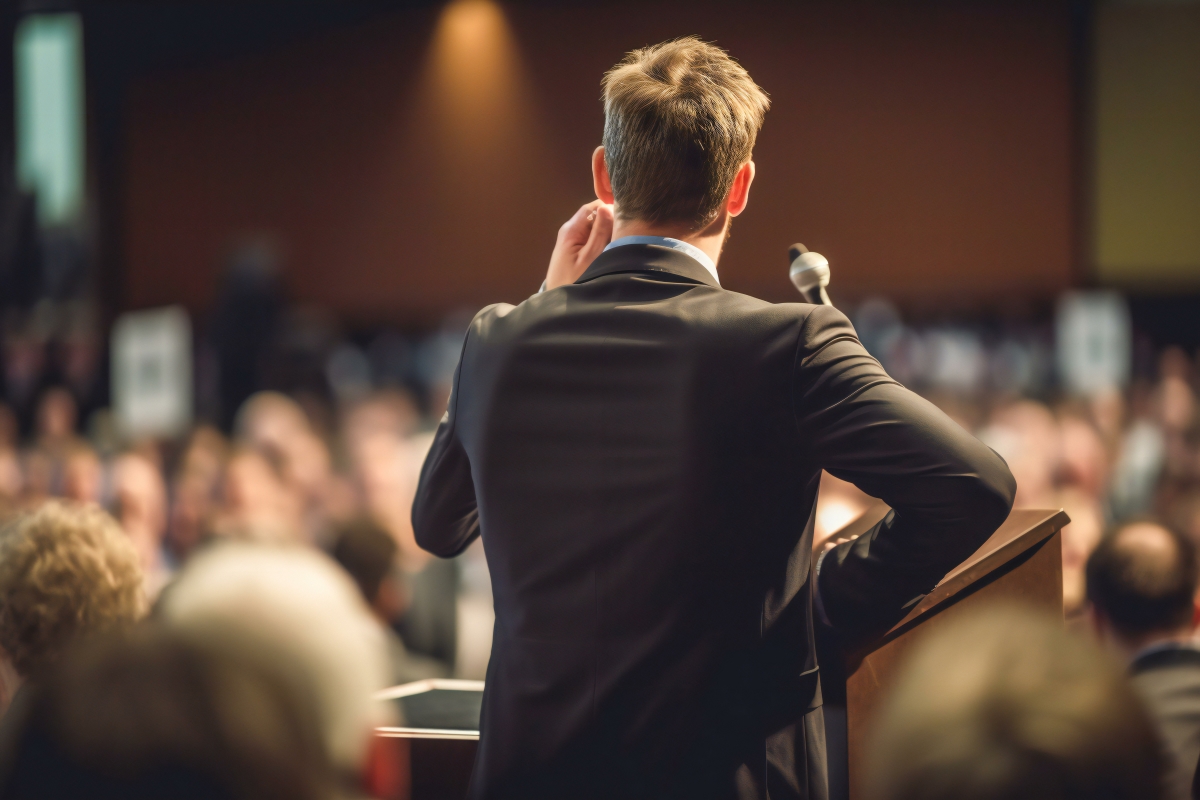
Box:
[414,244,1015,799]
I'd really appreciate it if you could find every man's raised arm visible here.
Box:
[794,305,1017,646]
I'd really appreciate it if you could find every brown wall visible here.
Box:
[123,1,1075,324]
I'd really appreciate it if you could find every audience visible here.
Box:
[158,541,397,797]
[111,451,171,597]
[866,605,1166,800]
[0,502,146,715]
[1087,521,1200,800]
[0,309,1199,796]
[0,626,335,800]
[331,518,449,685]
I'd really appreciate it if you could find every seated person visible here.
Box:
[1088,520,1200,800]
[0,502,145,714]
[332,518,449,684]
[159,541,397,797]
[0,626,333,800]
[866,605,1165,800]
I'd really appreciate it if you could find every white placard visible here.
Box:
[1056,291,1131,395]
[112,306,193,439]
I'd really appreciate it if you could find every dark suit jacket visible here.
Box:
[413,244,1016,800]
[1130,645,1200,800]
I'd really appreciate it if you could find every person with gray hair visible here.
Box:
[158,541,395,796]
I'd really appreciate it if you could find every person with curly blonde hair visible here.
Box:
[0,501,146,713]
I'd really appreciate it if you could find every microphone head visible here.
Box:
[789,245,830,294]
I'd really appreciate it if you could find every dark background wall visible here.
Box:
[116,1,1076,326]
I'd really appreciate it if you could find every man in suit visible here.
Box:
[1088,521,1200,800]
[413,36,1016,800]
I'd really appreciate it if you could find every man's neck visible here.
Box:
[611,212,729,270]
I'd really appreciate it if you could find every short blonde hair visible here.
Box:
[602,37,769,230]
[0,501,146,676]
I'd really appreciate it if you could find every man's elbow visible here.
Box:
[411,504,478,559]
[971,450,1017,532]
[411,507,447,558]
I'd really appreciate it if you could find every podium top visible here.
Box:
[831,507,1070,640]
[375,679,485,740]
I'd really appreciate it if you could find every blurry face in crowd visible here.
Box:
[983,400,1060,507]
[1059,415,1108,500]
[0,405,16,450]
[113,453,168,570]
[342,391,419,457]
[1056,487,1104,616]
[238,393,338,513]
[36,389,77,443]
[63,448,102,504]
[169,472,213,559]
[219,450,300,540]
[0,449,21,500]
[1158,374,1196,433]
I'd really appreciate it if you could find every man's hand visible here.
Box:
[544,200,614,290]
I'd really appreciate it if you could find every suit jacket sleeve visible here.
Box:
[412,332,481,558]
[793,305,1016,646]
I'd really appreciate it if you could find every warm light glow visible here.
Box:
[426,0,523,151]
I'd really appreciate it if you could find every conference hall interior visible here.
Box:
[0,1,1198,798]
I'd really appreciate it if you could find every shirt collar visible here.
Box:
[603,236,720,286]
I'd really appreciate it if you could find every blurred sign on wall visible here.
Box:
[14,13,85,226]
[111,306,193,439]
[1056,291,1131,395]
[1094,3,1200,286]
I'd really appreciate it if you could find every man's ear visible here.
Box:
[592,146,615,205]
[726,160,755,218]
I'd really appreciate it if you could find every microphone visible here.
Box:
[788,243,831,306]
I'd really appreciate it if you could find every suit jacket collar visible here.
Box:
[576,243,722,289]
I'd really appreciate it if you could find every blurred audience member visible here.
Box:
[979,399,1060,507]
[1058,410,1109,501]
[112,451,171,597]
[1088,521,1200,800]
[166,425,229,563]
[0,502,145,715]
[60,444,101,505]
[0,627,335,800]
[32,388,80,461]
[0,406,15,452]
[159,542,395,795]
[353,428,459,668]
[332,517,450,683]
[212,446,301,541]
[1056,487,1105,621]
[341,389,421,462]
[866,605,1165,800]
[236,391,354,545]
[0,409,19,516]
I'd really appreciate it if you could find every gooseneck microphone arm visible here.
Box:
[788,243,832,306]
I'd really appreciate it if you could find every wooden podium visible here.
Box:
[374,509,1069,800]
[821,507,1070,800]
[374,679,483,800]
